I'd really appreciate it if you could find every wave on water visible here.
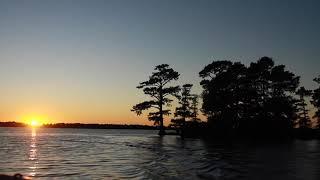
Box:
[0,128,320,179]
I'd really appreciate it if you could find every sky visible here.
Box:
[0,0,319,125]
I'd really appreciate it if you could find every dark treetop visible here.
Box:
[131,64,180,135]
[199,57,300,138]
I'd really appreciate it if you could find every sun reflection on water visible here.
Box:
[29,128,38,177]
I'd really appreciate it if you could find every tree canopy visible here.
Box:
[199,57,300,137]
[131,64,180,135]
[132,57,319,139]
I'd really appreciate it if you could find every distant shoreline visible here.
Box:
[1,121,319,140]
[0,121,157,130]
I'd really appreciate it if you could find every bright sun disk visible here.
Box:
[30,119,41,127]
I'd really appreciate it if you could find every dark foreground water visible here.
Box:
[0,127,319,180]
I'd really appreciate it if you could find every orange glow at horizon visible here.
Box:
[30,119,41,127]
[23,115,47,127]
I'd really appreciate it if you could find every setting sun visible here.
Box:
[30,119,41,127]
[22,115,47,127]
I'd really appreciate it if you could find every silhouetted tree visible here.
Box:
[131,64,180,135]
[199,60,247,135]
[296,87,312,128]
[199,57,300,138]
[312,75,320,128]
[244,57,299,135]
[190,94,200,122]
[171,84,193,136]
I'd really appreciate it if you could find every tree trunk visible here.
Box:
[180,116,185,139]
[159,118,165,136]
[158,86,165,136]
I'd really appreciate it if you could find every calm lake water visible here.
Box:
[0,127,319,180]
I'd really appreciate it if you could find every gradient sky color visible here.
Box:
[0,0,319,125]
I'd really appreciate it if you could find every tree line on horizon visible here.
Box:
[132,57,320,138]
[0,122,157,129]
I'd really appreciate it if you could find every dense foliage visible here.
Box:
[132,58,319,138]
[199,57,300,137]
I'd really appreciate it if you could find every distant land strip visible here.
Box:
[0,121,157,130]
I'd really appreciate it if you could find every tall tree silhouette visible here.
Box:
[131,64,180,135]
[312,75,320,128]
[190,94,200,122]
[171,84,194,136]
[296,87,312,128]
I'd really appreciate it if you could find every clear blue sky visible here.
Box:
[0,0,319,124]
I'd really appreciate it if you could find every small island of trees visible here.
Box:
[132,57,320,139]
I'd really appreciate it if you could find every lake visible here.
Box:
[0,127,319,179]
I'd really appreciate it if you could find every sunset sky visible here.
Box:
[0,0,319,125]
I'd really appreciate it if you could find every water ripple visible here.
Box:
[1,127,320,179]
